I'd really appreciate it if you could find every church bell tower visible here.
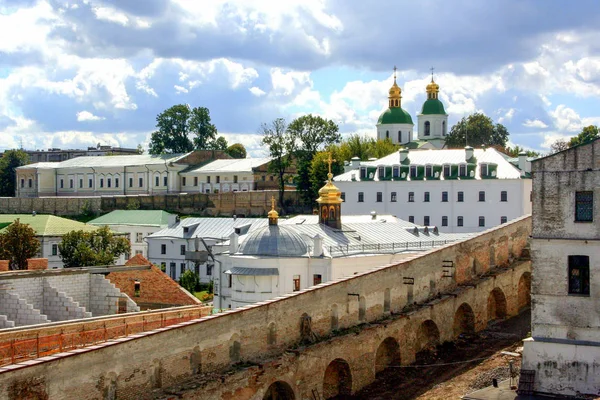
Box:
[316,153,342,229]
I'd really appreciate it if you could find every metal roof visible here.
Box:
[88,210,173,227]
[0,214,99,236]
[224,267,279,276]
[238,225,309,257]
[334,148,523,182]
[283,214,411,225]
[17,153,188,170]
[185,158,271,174]
[148,217,268,240]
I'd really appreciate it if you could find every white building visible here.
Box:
[88,210,176,258]
[180,158,272,194]
[521,139,600,397]
[214,164,471,310]
[334,147,532,233]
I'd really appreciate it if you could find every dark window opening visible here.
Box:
[479,216,485,227]
[409,216,414,223]
[424,192,430,202]
[391,192,397,202]
[408,192,414,202]
[161,244,166,255]
[442,216,448,226]
[457,191,464,202]
[134,281,141,297]
[575,191,593,222]
[313,274,322,286]
[180,244,186,255]
[376,192,382,202]
[479,191,485,202]
[293,275,300,291]
[341,192,345,201]
[568,255,590,295]
[442,191,448,202]
[457,216,464,227]
[424,216,430,226]
[424,121,430,136]
[501,216,507,224]
[358,192,364,202]
[501,191,507,202]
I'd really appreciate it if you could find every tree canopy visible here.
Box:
[445,113,509,149]
[569,125,598,147]
[0,219,40,270]
[148,105,227,154]
[0,149,30,197]
[332,134,399,162]
[261,118,295,211]
[59,226,130,268]
[226,143,247,159]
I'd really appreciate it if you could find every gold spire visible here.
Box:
[388,65,402,108]
[316,152,342,205]
[267,195,279,225]
[426,66,440,99]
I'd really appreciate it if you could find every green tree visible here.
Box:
[206,136,228,150]
[59,226,130,268]
[445,113,509,149]
[338,134,374,161]
[226,143,247,159]
[261,118,295,212]
[369,138,400,159]
[309,150,345,204]
[502,145,540,158]
[136,144,145,154]
[569,125,599,147]
[0,149,30,197]
[287,114,341,206]
[149,105,218,154]
[0,219,40,270]
[550,138,570,154]
[179,269,200,293]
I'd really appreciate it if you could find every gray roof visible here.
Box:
[238,225,309,257]
[283,214,412,225]
[148,217,267,241]
[224,267,279,276]
[18,153,189,170]
[185,158,271,174]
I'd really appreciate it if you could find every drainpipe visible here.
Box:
[144,165,152,194]
[164,160,169,194]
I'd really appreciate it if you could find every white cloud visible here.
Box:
[523,119,548,128]
[249,87,266,97]
[270,68,312,96]
[174,85,189,94]
[76,111,105,121]
[92,6,129,26]
[550,105,583,132]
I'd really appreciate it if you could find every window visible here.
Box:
[180,244,186,256]
[194,177,198,186]
[161,244,166,255]
[228,274,233,288]
[163,176,167,186]
[424,192,430,202]
[479,216,485,227]
[139,177,143,188]
[409,216,414,223]
[216,176,220,184]
[568,255,590,295]
[457,191,464,202]
[207,264,213,276]
[69,179,73,189]
[99,179,103,188]
[269,176,274,181]
[89,178,93,188]
[107,178,111,188]
[136,232,143,243]
[20,179,24,188]
[575,191,593,222]
[391,192,397,202]
[443,165,450,177]
[393,167,399,178]
[424,121,430,136]
[293,275,301,291]
[442,216,448,226]
[233,175,238,184]
[442,191,448,202]
[28,179,32,188]
[501,216,507,224]
[358,192,364,202]
[313,274,322,286]
[182,177,187,186]
[376,192,382,202]
[457,216,464,227]
[134,281,140,297]
[459,164,466,176]
[501,191,507,202]
[408,192,414,202]
[442,121,447,135]
[115,178,119,188]
[378,166,384,178]
[341,192,345,201]
[424,216,430,226]
[160,262,166,272]
[79,179,83,189]
[207,176,211,184]
[398,131,402,142]
[51,244,58,256]
[481,164,488,177]
[180,263,185,275]
[170,263,176,280]
[410,166,417,178]
[155,176,159,187]
[386,130,389,139]
[425,165,432,178]
[60,179,64,189]
[479,191,485,202]
[360,168,366,179]
[129,177,133,188]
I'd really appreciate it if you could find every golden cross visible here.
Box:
[270,195,276,210]
[393,65,397,81]
[430,66,435,81]
[326,152,336,180]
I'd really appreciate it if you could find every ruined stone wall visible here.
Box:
[0,216,531,400]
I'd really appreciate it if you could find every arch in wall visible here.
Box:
[383,288,391,313]
[229,333,241,363]
[487,287,507,322]
[517,272,531,312]
[453,303,475,337]
[323,358,353,399]
[424,121,431,136]
[374,337,401,375]
[331,304,339,331]
[415,319,440,353]
[267,322,277,345]
[358,296,366,322]
[262,381,295,400]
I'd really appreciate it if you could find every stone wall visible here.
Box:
[0,216,532,400]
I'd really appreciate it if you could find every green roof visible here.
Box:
[0,215,99,236]
[420,98,447,115]
[377,107,414,125]
[89,210,173,227]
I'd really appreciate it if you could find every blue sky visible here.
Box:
[1,0,600,157]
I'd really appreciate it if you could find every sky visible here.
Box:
[1,0,600,157]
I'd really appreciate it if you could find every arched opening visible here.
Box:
[453,303,475,337]
[442,121,447,136]
[487,288,507,322]
[518,272,532,312]
[424,121,431,136]
[375,337,401,375]
[358,296,366,322]
[323,358,352,399]
[383,288,391,313]
[416,319,440,354]
[267,322,277,345]
[331,304,339,331]
[329,206,335,220]
[263,381,295,400]
[398,131,402,143]
[386,130,389,139]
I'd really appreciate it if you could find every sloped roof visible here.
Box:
[17,153,188,170]
[89,210,173,227]
[334,148,523,182]
[0,214,99,236]
[283,214,412,225]
[185,158,271,174]
[148,217,268,240]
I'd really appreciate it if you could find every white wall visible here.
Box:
[147,237,218,283]
[376,123,413,144]
[335,178,532,232]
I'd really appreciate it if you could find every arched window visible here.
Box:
[386,130,389,139]
[329,207,335,220]
[442,121,447,136]
[424,121,431,136]
[398,131,402,142]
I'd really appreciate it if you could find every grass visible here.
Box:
[194,291,214,302]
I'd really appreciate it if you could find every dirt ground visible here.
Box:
[349,310,531,400]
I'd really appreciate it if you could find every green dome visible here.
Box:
[377,107,414,125]
[421,98,447,115]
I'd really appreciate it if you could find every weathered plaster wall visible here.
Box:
[0,216,531,400]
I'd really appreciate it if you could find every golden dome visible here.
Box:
[426,79,439,93]
[389,80,402,98]
[267,196,279,224]
[316,153,343,205]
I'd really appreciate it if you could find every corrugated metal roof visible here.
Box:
[89,210,173,227]
[224,267,279,276]
[186,158,271,173]
[282,214,411,225]
[17,153,188,170]
[148,217,267,240]
[334,148,523,182]
[0,214,99,236]
[238,226,309,257]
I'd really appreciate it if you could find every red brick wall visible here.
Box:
[0,260,8,272]
[27,258,48,270]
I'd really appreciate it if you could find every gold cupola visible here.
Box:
[388,66,402,108]
[426,68,440,100]
[316,153,342,229]
[267,196,279,226]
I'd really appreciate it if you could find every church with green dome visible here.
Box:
[376,69,449,149]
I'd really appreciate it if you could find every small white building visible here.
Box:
[521,138,600,397]
[180,158,272,194]
[88,210,176,258]
[334,147,532,233]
